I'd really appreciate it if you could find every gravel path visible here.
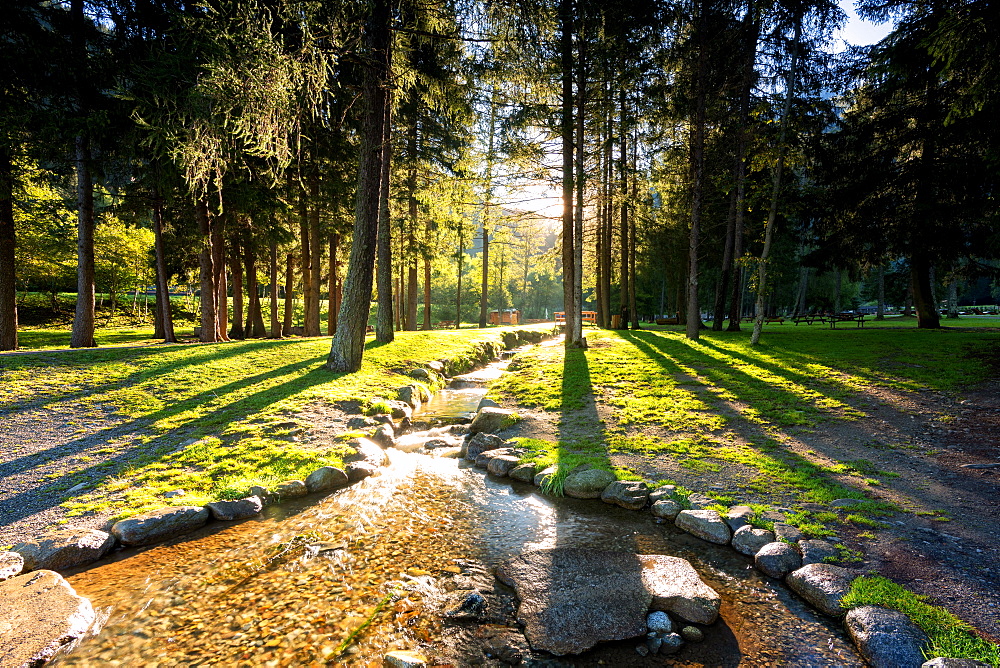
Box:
[0,401,142,548]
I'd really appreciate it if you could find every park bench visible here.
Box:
[436,320,454,329]
[792,313,821,325]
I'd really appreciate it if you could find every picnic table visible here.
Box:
[827,312,866,328]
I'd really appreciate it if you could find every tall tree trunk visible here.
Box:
[245,235,266,338]
[195,199,217,343]
[212,213,228,340]
[571,28,585,345]
[407,259,418,330]
[326,0,389,372]
[0,145,17,350]
[796,265,809,315]
[456,226,464,328]
[559,0,577,343]
[269,239,281,338]
[328,233,339,335]
[152,194,175,343]
[833,269,842,313]
[230,237,245,339]
[713,190,738,331]
[875,265,886,320]
[946,274,959,318]
[305,173,322,336]
[376,90,395,342]
[618,91,629,330]
[911,254,940,327]
[751,16,802,346]
[423,257,431,330]
[299,186,312,334]
[628,143,639,329]
[70,134,97,348]
[686,2,708,341]
[282,253,294,336]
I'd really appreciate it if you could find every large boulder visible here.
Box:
[725,506,754,532]
[273,480,309,499]
[772,522,804,544]
[495,549,661,655]
[397,385,423,410]
[0,552,24,581]
[347,461,379,481]
[0,570,96,667]
[674,510,731,545]
[111,506,209,547]
[731,525,775,557]
[640,555,721,624]
[465,432,506,461]
[13,528,115,572]
[469,407,519,434]
[305,466,349,493]
[755,541,801,578]
[785,564,857,617]
[487,455,522,478]
[509,463,537,483]
[650,499,682,521]
[370,423,396,449]
[206,496,263,521]
[601,480,650,510]
[845,605,928,668]
[563,468,616,500]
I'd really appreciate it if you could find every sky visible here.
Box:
[835,0,895,49]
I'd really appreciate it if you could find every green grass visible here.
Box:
[842,576,1000,666]
[0,327,545,520]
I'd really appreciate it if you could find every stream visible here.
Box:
[56,355,862,667]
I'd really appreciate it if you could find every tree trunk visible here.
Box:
[875,265,886,320]
[269,239,281,338]
[558,0,576,343]
[686,2,708,341]
[0,145,17,350]
[326,0,389,372]
[946,275,959,318]
[212,213,228,341]
[751,16,802,346]
[299,186,312,334]
[423,257,432,329]
[376,90,395,342]
[229,237,245,339]
[796,265,809,315]
[571,29,585,345]
[152,194,176,343]
[282,253,294,335]
[833,269,842,313]
[407,259,418,331]
[911,254,940,328]
[456,226,464,328]
[245,235,266,338]
[195,199,217,343]
[305,173,322,336]
[70,134,97,348]
[618,92,629,331]
[480,224,489,327]
[328,233,339,335]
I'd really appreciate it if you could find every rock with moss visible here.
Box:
[111,506,209,546]
[397,385,423,410]
[509,462,537,483]
[731,525,775,556]
[13,528,115,572]
[674,510,731,545]
[845,605,928,668]
[487,455,522,477]
[563,468,616,499]
[533,465,558,488]
[469,407,520,434]
[754,541,801,578]
[786,563,857,617]
[305,466,349,493]
[273,480,308,499]
[370,423,396,449]
[0,570,95,667]
[601,480,650,510]
[800,539,839,565]
[773,522,804,544]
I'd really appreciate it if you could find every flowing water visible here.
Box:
[56,358,863,667]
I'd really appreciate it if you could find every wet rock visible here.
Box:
[249,485,270,504]
[685,493,715,510]
[487,455,522,477]
[635,644,650,657]
[731,525,775,556]
[845,605,928,668]
[469,407,520,434]
[533,465,557,488]
[111,506,209,546]
[646,634,662,654]
[273,480,308,499]
[830,498,865,509]
[345,437,390,467]
[680,626,704,642]
[409,368,431,381]
[646,611,673,633]
[496,549,652,655]
[786,564,857,617]
[651,499,682,521]
[922,659,991,667]
[725,506,754,532]
[443,590,489,620]
[346,416,377,430]
[370,423,396,449]
[384,649,428,668]
[649,486,677,504]
[465,432,506,461]
[13,528,114,572]
[305,466,349,493]
[0,570,95,667]
[206,496,263,521]
[773,522,804,544]
[755,542,802,579]
[423,438,451,450]
[674,510,731,545]
[601,480,649,510]
[509,463,537,483]
[563,468,616,499]
[0,552,24,581]
[659,632,684,655]
[347,461,378,481]
[640,554,721,624]
[397,385,423,410]
[387,400,412,420]
[800,539,839,565]
[477,397,502,411]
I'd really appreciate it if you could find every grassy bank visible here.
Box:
[0,327,542,522]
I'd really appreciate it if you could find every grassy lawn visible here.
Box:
[491,324,997,529]
[0,327,539,521]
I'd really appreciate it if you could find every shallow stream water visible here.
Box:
[56,354,863,667]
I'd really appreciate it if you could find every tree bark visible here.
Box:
[305,173,322,336]
[376,90,394,342]
[229,236,245,339]
[152,194,175,343]
[195,199,217,343]
[0,145,19,350]
[282,253,294,335]
[328,233,339,335]
[326,0,389,372]
[299,185,312,334]
[618,91,629,331]
[875,265,886,320]
[558,0,576,343]
[686,1,708,341]
[212,212,228,341]
[911,254,940,327]
[269,239,281,338]
[70,134,97,348]
[571,28,585,345]
[423,257,431,329]
[244,234,266,338]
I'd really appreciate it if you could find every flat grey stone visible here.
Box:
[509,463,537,483]
[686,493,715,510]
[601,480,649,510]
[163,489,186,499]
[273,480,308,499]
[648,486,676,504]
[533,465,557,488]
[725,506,754,532]
[13,528,114,572]
[563,468,616,499]
[755,541,801,578]
[111,506,209,546]
[675,510,731,545]
[786,564,857,617]
[773,522,804,543]
[731,525,775,557]
[800,539,839,565]
[0,570,95,666]
[206,496,263,521]
[846,605,928,668]
[477,397,502,411]
[0,552,24,581]
[305,466,349,493]
[651,499,682,520]
[469,407,519,434]
[640,554,721,624]
[487,454,522,477]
